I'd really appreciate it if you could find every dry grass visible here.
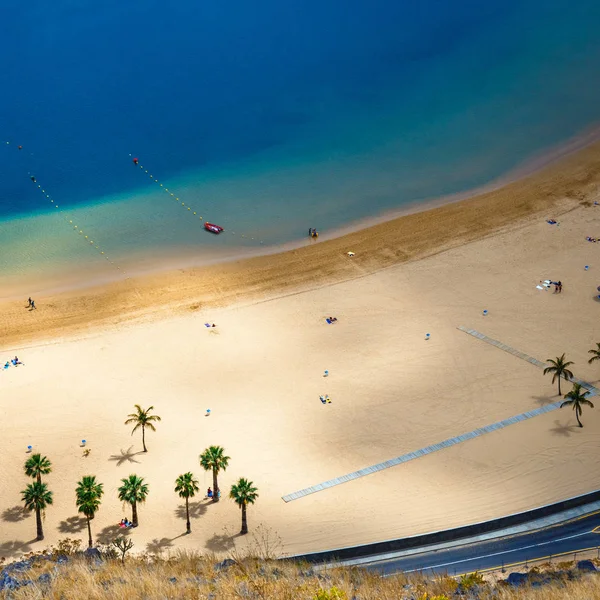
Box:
[1,548,599,600]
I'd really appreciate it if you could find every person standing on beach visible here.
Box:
[31,300,36,310]
[27,297,32,308]
[558,281,562,293]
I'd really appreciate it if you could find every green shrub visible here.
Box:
[313,586,347,600]
[458,571,484,590]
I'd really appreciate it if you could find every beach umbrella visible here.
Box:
[597,286,600,292]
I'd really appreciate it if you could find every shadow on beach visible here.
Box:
[1,505,31,523]
[96,523,132,545]
[108,445,144,466]
[204,532,242,553]
[531,394,557,407]
[549,419,579,437]
[174,501,207,523]
[58,516,87,534]
[0,539,35,557]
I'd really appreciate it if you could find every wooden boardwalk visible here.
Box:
[456,326,599,396]
[281,327,597,503]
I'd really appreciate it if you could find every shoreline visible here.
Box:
[3,122,600,304]
[3,136,600,350]
[3,148,600,559]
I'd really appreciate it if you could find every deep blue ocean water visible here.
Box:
[2,0,600,292]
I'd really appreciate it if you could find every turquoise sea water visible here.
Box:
[2,0,600,295]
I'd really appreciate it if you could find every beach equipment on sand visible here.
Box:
[81,439,87,447]
[585,265,589,271]
[425,333,430,340]
[347,251,355,257]
[324,370,329,377]
[26,445,32,453]
[483,309,488,316]
[206,409,211,416]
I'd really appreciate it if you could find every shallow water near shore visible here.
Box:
[2,0,600,295]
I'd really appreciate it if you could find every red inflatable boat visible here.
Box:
[204,222,224,234]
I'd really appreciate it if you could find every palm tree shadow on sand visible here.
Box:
[109,446,143,466]
[0,539,35,557]
[58,516,87,534]
[174,501,208,523]
[549,419,579,437]
[204,531,242,553]
[96,523,132,545]
[531,394,557,407]
[1,505,31,523]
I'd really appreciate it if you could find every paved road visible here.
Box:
[362,511,600,576]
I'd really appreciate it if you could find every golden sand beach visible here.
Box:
[1,142,600,559]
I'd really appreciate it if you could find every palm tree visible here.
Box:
[24,453,52,484]
[543,353,574,395]
[125,405,161,452]
[229,478,258,535]
[75,476,104,548]
[117,475,148,527]
[22,481,53,540]
[588,343,600,365]
[561,383,595,427]
[199,446,230,503]
[174,472,200,534]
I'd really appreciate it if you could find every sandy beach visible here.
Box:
[1,142,600,560]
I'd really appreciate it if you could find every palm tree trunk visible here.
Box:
[132,501,138,527]
[558,376,562,396]
[212,469,219,503]
[241,503,248,535]
[576,407,583,427]
[36,474,41,484]
[87,516,93,548]
[185,497,191,533]
[35,507,44,540]
[142,426,147,452]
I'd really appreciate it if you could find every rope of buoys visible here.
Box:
[129,154,264,244]
[4,140,124,274]
[29,174,125,273]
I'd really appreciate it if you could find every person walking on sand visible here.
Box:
[26,297,32,308]
[558,280,562,293]
[30,300,36,310]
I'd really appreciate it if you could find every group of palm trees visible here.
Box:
[543,343,599,427]
[19,347,597,547]
[19,405,258,547]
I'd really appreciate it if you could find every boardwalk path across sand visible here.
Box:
[281,327,598,503]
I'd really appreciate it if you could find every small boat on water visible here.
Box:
[204,222,224,234]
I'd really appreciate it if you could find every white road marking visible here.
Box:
[389,531,593,574]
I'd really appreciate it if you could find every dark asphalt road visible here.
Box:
[363,510,600,576]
